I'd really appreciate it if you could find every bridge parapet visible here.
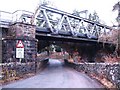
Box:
[0,10,33,28]
[0,11,12,28]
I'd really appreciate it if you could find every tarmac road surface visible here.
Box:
[2,59,105,89]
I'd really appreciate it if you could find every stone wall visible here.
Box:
[2,39,37,63]
[1,59,49,83]
[7,22,35,39]
[65,60,120,89]
[2,22,37,63]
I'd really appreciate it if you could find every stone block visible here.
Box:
[8,22,35,39]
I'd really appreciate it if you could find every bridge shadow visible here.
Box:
[37,37,116,63]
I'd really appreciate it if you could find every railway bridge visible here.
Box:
[0,5,116,63]
[1,5,120,89]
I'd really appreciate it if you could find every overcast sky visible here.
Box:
[0,0,119,26]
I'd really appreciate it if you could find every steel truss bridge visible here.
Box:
[0,5,114,44]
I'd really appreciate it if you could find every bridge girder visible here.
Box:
[35,5,113,39]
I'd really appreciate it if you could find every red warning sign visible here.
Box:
[16,40,24,48]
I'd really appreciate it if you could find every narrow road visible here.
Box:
[2,59,105,88]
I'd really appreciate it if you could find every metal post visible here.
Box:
[19,58,22,63]
[57,15,65,30]
[66,16,74,35]
[42,9,53,32]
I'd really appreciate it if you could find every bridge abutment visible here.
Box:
[1,23,39,82]
[2,22,37,63]
[2,39,37,63]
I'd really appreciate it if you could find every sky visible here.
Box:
[0,0,119,26]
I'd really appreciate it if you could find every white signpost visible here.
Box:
[16,40,24,59]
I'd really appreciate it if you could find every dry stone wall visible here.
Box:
[65,61,120,89]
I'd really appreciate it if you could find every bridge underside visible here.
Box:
[36,33,98,44]
[36,34,116,63]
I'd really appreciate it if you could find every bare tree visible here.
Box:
[113,1,120,56]
[72,9,88,18]
[113,1,120,26]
